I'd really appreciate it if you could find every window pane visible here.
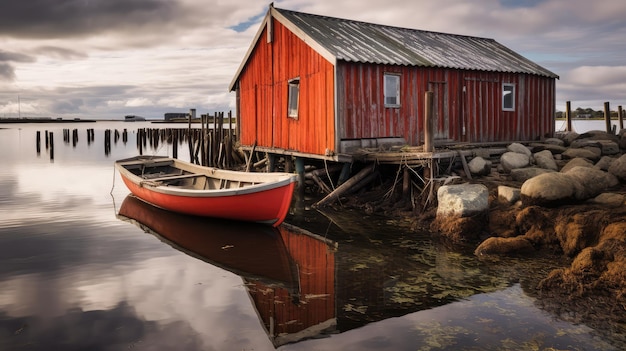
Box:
[288,82,299,118]
[384,74,399,107]
[503,84,514,110]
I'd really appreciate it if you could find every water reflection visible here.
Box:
[1,122,622,350]
[117,195,337,347]
[113,196,617,350]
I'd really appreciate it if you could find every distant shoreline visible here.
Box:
[0,118,96,123]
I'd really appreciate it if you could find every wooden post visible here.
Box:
[604,101,612,134]
[45,130,49,149]
[188,113,193,163]
[36,131,41,154]
[267,153,276,172]
[295,157,305,200]
[565,101,572,132]
[424,91,434,152]
[172,130,178,159]
[200,115,206,166]
[619,105,624,131]
[402,166,410,199]
[337,162,352,186]
[49,132,54,160]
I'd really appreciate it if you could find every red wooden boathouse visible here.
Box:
[229,5,559,162]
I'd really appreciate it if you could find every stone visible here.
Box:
[468,156,492,176]
[594,156,616,171]
[507,142,532,156]
[529,143,567,154]
[500,152,530,172]
[560,157,594,173]
[521,172,577,206]
[588,193,625,208]
[597,140,620,155]
[498,185,520,204]
[474,236,534,256]
[510,167,554,182]
[560,131,580,146]
[608,154,626,182]
[561,148,601,162]
[579,130,619,143]
[533,149,558,171]
[543,138,565,146]
[564,166,619,200]
[436,183,489,218]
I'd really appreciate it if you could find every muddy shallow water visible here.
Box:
[0,122,623,350]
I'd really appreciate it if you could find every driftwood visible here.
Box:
[314,163,376,207]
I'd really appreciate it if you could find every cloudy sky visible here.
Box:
[1,0,625,120]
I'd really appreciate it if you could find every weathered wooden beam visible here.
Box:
[314,163,376,207]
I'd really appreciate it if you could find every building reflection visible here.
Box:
[117,195,504,348]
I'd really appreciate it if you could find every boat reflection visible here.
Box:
[117,195,298,291]
[116,195,338,347]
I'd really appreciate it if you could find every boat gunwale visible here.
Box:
[114,156,298,198]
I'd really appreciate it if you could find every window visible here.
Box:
[384,74,400,107]
[502,83,515,111]
[288,78,300,118]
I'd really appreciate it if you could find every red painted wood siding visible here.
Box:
[237,18,335,155]
[336,62,556,145]
[247,225,335,341]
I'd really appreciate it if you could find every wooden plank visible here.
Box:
[142,173,203,182]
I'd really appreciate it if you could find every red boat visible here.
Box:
[115,156,297,226]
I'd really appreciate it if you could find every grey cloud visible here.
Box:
[0,63,15,81]
[32,46,88,60]
[0,50,35,63]
[0,0,190,40]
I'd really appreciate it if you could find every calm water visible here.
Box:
[0,121,621,350]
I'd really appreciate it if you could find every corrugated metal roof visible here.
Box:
[275,7,558,78]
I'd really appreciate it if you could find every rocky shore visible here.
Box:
[429,129,626,338]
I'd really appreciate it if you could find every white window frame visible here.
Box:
[288,78,300,119]
[502,83,515,111]
[384,73,400,108]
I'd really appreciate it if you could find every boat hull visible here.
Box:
[115,156,297,226]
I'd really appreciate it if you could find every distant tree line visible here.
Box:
[555,107,622,119]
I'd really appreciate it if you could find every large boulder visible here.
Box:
[521,172,577,206]
[436,184,489,218]
[562,148,601,162]
[594,156,616,171]
[564,166,619,200]
[510,167,555,182]
[500,152,531,172]
[560,157,594,173]
[533,149,558,171]
[608,154,626,182]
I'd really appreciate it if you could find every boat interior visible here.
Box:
[123,160,258,190]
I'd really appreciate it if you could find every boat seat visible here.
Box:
[141,173,204,183]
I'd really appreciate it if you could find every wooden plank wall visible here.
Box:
[336,62,556,145]
[237,18,335,155]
